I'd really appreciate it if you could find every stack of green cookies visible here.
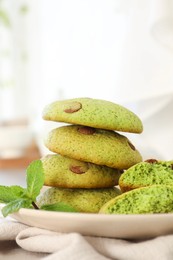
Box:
[37,97,143,213]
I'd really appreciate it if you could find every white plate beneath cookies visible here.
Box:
[1,203,173,239]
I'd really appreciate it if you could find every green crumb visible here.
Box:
[99,185,173,214]
[119,161,173,191]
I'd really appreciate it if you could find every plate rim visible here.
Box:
[1,203,173,220]
[1,203,173,239]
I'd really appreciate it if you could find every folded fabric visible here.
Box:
[0,218,27,241]
[1,218,173,260]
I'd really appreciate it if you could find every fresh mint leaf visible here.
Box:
[1,198,32,217]
[0,185,25,203]
[26,160,44,201]
[0,160,45,217]
[41,202,77,213]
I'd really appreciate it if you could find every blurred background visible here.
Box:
[0,0,173,185]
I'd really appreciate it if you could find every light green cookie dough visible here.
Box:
[42,97,143,133]
[119,160,173,192]
[99,185,173,214]
[37,186,121,213]
[44,125,142,170]
[42,154,122,188]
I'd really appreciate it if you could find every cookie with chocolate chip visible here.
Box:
[44,125,142,170]
[36,186,121,213]
[41,154,122,188]
[42,97,143,133]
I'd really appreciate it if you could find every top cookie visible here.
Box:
[42,97,143,133]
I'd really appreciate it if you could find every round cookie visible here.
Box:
[37,186,121,213]
[99,185,173,214]
[119,160,173,192]
[44,125,142,170]
[42,97,143,133]
[42,154,122,188]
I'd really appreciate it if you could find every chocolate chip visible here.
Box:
[145,159,158,164]
[127,141,136,151]
[78,126,96,135]
[63,102,82,113]
[69,165,88,174]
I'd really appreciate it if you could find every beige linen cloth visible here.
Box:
[1,218,173,260]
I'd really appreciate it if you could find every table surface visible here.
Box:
[0,140,40,187]
[0,140,41,171]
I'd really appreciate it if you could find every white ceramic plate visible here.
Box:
[1,204,173,239]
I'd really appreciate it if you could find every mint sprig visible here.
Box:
[2,198,32,217]
[0,159,78,217]
[26,159,44,201]
[1,160,44,217]
[41,202,77,213]
[0,186,25,203]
